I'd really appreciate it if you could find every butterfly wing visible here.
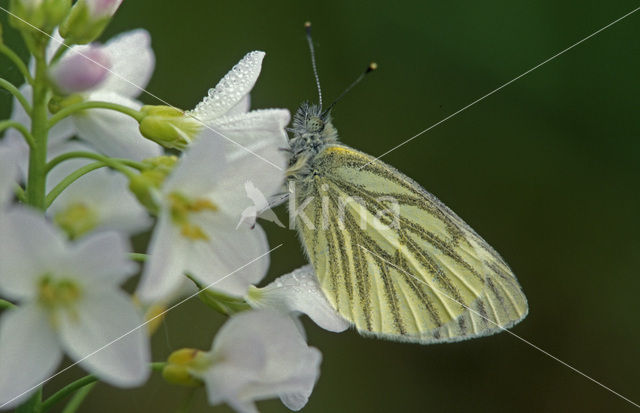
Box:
[292,144,528,343]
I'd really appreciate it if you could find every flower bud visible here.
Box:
[9,0,71,34]
[49,46,111,94]
[59,0,123,44]
[138,105,202,150]
[128,155,177,213]
[162,348,211,387]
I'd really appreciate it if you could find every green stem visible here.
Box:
[0,44,34,84]
[187,274,251,315]
[45,162,107,207]
[45,151,146,173]
[40,362,166,413]
[39,375,97,413]
[60,382,95,413]
[16,387,42,413]
[0,120,36,148]
[129,253,148,262]
[0,77,32,114]
[25,50,49,210]
[49,40,71,66]
[0,298,16,309]
[48,101,144,129]
[45,155,140,207]
[14,184,27,203]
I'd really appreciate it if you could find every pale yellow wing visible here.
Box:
[293,144,528,343]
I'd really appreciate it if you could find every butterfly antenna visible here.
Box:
[322,62,377,117]
[305,22,323,108]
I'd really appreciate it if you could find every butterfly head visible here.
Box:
[285,102,339,178]
[290,102,338,144]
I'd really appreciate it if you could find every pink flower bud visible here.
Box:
[49,47,111,94]
[87,0,123,19]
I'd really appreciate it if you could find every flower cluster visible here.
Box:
[0,1,350,412]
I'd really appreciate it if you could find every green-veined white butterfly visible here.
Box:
[284,23,528,344]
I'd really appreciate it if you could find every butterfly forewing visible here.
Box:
[294,144,528,343]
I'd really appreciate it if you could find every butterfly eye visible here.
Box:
[307,116,324,133]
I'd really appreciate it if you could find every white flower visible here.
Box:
[48,167,152,238]
[246,264,351,333]
[188,51,290,205]
[196,310,321,413]
[136,51,289,303]
[7,29,162,161]
[0,211,150,409]
[136,136,272,302]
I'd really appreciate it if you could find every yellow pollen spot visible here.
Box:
[168,192,217,241]
[180,223,209,240]
[54,202,98,239]
[37,276,82,326]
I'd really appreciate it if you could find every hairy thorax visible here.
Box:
[287,102,339,179]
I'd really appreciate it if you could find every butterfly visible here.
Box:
[284,23,528,344]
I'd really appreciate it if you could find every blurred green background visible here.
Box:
[2,0,640,412]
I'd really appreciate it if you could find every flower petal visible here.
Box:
[58,289,150,387]
[0,304,62,409]
[0,143,20,208]
[0,208,66,300]
[163,130,226,196]
[62,231,137,286]
[136,210,188,303]
[247,265,350,333]
[95,29,155,98]
[48,167,152,235]
[190,51,265,121]
[186,216,270,297]
[225,94,251,116]
[73,90,162,160]
[45,140,97,191]
[7,84,75,155]
[208,109,290,215]
[203,310,321,412]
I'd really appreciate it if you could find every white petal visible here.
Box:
[163,131,226,196]
[62,231,137,286]
[74,90,162,160]
[190,51,265,121]
[0,132,29,182]
[0,144,20,208]
[0,304,62,409]
[95,29,155,98]
[247,265,350,333]
[48,167,152,235]
[225,94,251,116]
[58,289,150,387]
[0,208,66,300]
[208,109,290,214]
[136,211,188,303]
[186,216,269,297]
[203,310,321,411]
[45,140,96,191]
